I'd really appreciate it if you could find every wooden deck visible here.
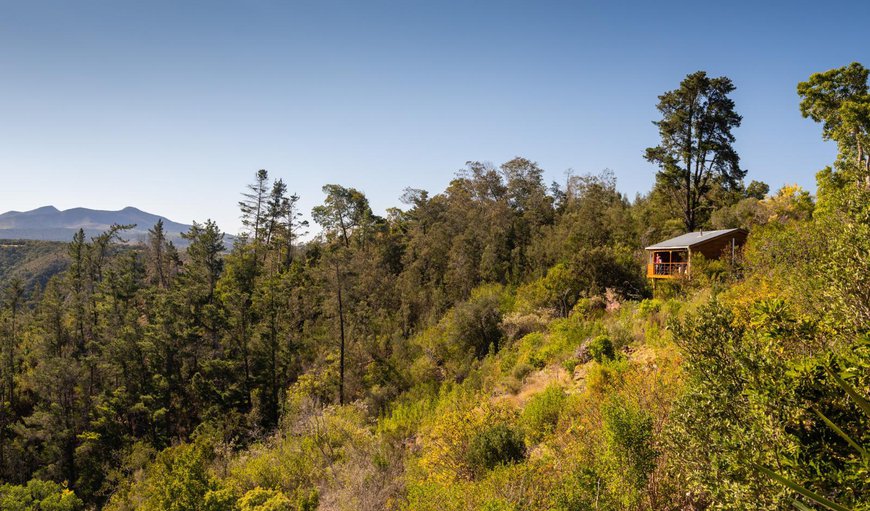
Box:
[646,262,689,279]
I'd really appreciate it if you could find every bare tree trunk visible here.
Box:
[685,102,695,231]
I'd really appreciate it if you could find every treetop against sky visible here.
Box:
[0,0,867,233]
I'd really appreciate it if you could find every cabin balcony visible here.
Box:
[645,229,747,281]
[646,262,689,279]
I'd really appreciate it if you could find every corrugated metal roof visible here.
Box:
[645,228,744,250]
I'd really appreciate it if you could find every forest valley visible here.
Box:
[0,65,868,511]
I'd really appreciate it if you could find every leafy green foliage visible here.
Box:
[0,479,83,511]
[601,396,658,507]
[520,385,566,442]
[238,488,293,511]
[587,335,615,363]
[134,441,225,511]
[466,423,526,477]
[645,71,746,231]
[798,62,870,175]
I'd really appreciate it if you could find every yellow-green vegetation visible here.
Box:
[0,479,83,511]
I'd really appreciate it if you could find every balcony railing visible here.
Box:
[647,262,689,278]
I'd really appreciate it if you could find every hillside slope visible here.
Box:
[0,240,69,292]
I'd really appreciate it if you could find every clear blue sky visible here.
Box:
[1,0,867,234]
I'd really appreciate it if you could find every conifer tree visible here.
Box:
[645,71,745,231]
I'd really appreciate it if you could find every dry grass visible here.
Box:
[495,363,571,408]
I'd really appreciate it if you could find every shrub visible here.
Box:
[412,286,508,382]
[687,253,732,287]
[570,296,605,318]
[521,385,566,442]
[550,467,604,511]
[527,352,547,369]
[585,358,628,395]
[504,376,523,395]
[500,311,550,342]
[378,394,437,440]
[511,362,533,382]
[238,488,293,511]
[479,499,514,511]
[417,393,519,482]
[561,358,579,373]
[569,245,647,301]
[0,479,84,511]
[601,397,657,508]
[466,424,526,477]
[203,489,238,511]
[637,298,663,317]
[548,317,594,347]
[587,335,614,363]
[137,441,223,511]
[514,263,580,317]
[514,332,547,371]
[449,287,505,358]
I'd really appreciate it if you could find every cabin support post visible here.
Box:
[731,237,735,264]
[687,248,692,279]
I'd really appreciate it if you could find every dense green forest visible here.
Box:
[0,64,867,510]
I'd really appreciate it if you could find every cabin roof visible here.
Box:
[645,228,745,250]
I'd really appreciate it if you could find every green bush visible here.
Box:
[378,394,437,440]
[550,467,605,511]
[449,286,505,358]
[561,358,579,373]
[479,498,514,511]
[521,385,566,442]
[203,489,238,511]
[688,253,731,286]
[238,488,293,511]
[637,298,663,317]
[466,424,526,477]
[668,299,870,509]
[602,397,657,507]
[548,317,594,347]
[570,296,605,318]
[527,352,546,369]
[0,479,84,511]
[586,357,629,395]
[511,362,533,381]
[587,335,614,363]
[514,263,580,317]
[294,489,318,511]
[515,332,547,370]
[137,442,222,511]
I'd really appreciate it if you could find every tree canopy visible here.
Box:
[645,71,746,231]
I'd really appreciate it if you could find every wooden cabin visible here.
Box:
[645,228,747,279]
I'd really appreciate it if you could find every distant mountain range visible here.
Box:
[0,206,194,244]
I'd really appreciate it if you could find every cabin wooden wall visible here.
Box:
[692,231,747,260]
